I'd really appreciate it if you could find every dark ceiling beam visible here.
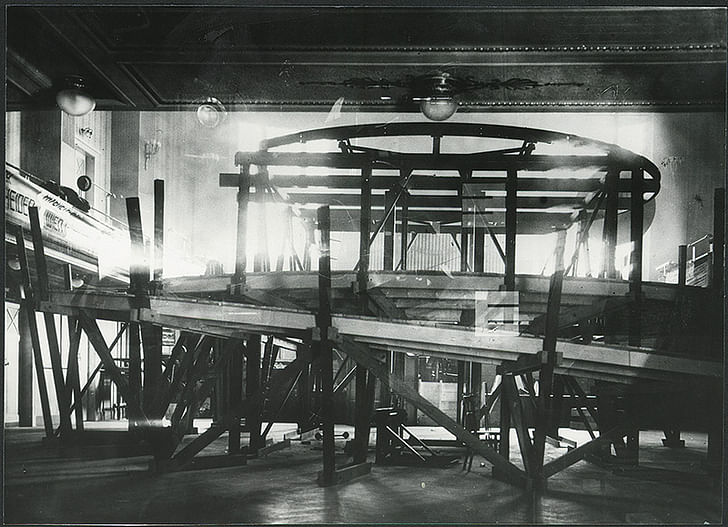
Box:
[6,48,53,96]
[32,8,158,108]
[107,48,726,67]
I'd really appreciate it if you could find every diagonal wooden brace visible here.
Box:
[332,333,526,485]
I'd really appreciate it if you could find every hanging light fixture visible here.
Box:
[413,72,460,121]
[419,97,459,121]
[195,97,228,128]
[55,75,96,117]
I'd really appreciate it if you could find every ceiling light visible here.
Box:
[420,97,458,121]
[55,75,96,117]
[196,97,227,128]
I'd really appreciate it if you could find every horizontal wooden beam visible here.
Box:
[235,152,633,171]
[283,193,627,211]
[305,209,575,234]
[221,173,659,194]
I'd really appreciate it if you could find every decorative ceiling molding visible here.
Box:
[6,6,727,112]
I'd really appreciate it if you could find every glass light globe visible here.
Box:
[196,97,227,128]
[420,97,458,121]
[56,88,96,116]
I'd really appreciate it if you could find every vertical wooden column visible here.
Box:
[212,339,228,427]
[628,169,644,347]
[126,198,149,295]
[459,179,470,273]
[355,166,372,462]
[399,192,409,271]
[232,165,251,295]
[383,190,396,271]
[228,338,243,454]
[18,303,34,427]
[456,361,466,423]
[711,188,725,346]
[297,362,312,433]
[403,354,418,425]
[531,228,567,484]
[28,207,72,436]
[358,165,372,306]
[127,323,142,427]
[470,362,482,419]
[153,179,165,282]
[126,197,162,412]
[316,205,336,485]
[678,245,688,286]
[62,267,84,431]
[474,228,486,273]
[505,168,518,290]
[246,335,262,450]
[602,169,619,279]
[14,226,53,436]
[705,188,725,472]
[497,380,511,463]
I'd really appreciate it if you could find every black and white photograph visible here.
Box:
[3,3,727,525]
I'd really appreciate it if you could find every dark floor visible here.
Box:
[3,423,723,525]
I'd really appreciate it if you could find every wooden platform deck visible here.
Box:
[41,270,719,385]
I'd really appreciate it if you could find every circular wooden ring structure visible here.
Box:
[233,122,660,236]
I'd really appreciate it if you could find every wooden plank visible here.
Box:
[153,179,165,282]
[126,197,149,296]
[221,173,656,194]
[629,169,644,347]
[235,151,619,171]
[13,225,54,437]
[283,193,625,210]
[78,310,132,405]
[602,169,619,279]
[227,338,243,454]
[505,168,517,291]
[160,271,697,303]
[399,192,409,270]
[171,424,226,464]
[65,316,84,430]
[28,208,72,435]
[259,438,292,457]
[70,324,128,415]
[232,165,251,294]
[358,165,372,309]
[156,452,248,473]
[543,424,629,478]
[246,335,263,449]
[504,375,533,475]
[531,230,566,476]
[333,334,526,484]
[317,205,336,485]
[318,461,372,487]
[127,323,142,426]
[383,189,395,270]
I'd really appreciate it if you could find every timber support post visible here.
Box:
[13,224,54,437]
[505,168,517,290]
[316,205,336,486]
[28,207,72,438]
[629,168,644,347]
[232,164,251,296]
